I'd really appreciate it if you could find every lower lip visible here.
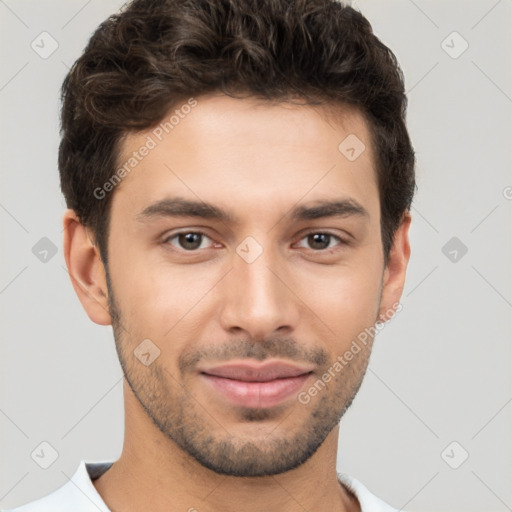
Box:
[200,373,312,408]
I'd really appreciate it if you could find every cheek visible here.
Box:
[300,264,381,333]
[110,250,217,344]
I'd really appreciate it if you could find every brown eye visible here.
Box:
[308,233,331,250]
[164,231,212,251]
[296,232,346,252]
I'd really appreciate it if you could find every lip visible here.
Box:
[198,360,315,381]
[198,360,314,408]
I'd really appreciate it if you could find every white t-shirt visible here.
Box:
[2,460,402,512]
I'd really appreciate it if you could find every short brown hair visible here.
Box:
[59,0,416,267]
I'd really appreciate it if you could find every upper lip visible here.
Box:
[198,360,314,382]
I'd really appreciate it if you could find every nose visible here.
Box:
[218,239,300,340]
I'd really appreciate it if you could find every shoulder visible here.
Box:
[338,472,403,512]
[2,461,113,512]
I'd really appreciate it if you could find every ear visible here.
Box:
[62,209,112,326]
[378,211,411,322]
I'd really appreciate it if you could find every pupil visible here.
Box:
[180,233,201,250]
[310,233,329,250]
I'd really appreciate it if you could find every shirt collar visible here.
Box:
[76,461,397,512]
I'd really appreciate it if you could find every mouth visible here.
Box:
[197,360,314,409]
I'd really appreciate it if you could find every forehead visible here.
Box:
[111,93,378,224]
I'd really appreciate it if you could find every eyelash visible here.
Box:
[162,230,349,254]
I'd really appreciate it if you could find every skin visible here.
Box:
[63,92,411,512]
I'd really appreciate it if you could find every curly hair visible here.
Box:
[59,0,415,267]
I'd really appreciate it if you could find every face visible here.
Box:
[70,93,409,477]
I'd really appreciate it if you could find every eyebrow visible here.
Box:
[136,196,369,225]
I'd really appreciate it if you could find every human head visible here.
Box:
[59,0,415,270]
[61,0,414,478]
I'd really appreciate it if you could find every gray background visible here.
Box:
[1,0,511,510]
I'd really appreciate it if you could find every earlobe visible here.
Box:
[62,209,112,326]
[378,212,412,322]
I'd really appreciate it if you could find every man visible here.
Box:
[6,0,415,510]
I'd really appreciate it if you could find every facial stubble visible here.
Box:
[105,268,376,477]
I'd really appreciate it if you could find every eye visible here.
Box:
[163,231,214,251]
[296,232,347,252]
[162,230,348,254]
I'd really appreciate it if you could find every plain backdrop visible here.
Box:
[1,1,511,511]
